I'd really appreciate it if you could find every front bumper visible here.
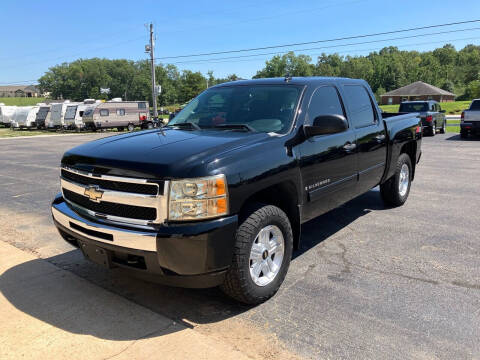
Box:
[51,193,238,288]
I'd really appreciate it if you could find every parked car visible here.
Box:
[51,77,422,304]
[398,100,446,136]
[82,100,151,131]
[0,105,17,127]
[460,99,480,138]
[11,106,39,129]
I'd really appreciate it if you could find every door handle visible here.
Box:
[375,134,385,142]
[343,142,356,152]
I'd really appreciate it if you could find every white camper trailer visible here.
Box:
[34,104,50,129]
[11,106,39,129]
[0,105,17,127]
[47,101,71,129]
[64,100,97,129]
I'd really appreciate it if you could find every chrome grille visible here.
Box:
[60,166,168,226]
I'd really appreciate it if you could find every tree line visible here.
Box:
[38,44,480,104]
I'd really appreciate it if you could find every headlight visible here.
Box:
[168,174,228,221]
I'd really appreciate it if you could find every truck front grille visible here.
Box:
[60,167,168,226]
[61,169,161,195]
[63,189,157,221]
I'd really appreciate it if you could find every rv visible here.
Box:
[82,100,150,131]
[47,101,72,129]
[11,106,39,129]
[35,104,50,129]
[64,100,101,130]
[0,105,17,127]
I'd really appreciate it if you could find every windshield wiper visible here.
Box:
[211,124,256,132]
[166,122,201,130]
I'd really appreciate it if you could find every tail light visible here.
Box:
[461,111,465,123]
[415,126,421,134]
[139,114,147,121]
[425,115,433,122]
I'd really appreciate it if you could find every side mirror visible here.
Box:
[303,114,348,138]
[440,109,446,113]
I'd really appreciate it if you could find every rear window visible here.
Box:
[64,106,77,120]
[470,100,480,110]
[399,102,428,112]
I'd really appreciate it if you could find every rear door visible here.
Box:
[341,84,387,194]
[297,85,358,222]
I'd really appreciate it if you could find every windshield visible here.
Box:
[399,102,428,112]
[36,107,49,120]
[83,108,94,117]
[169,85,301,133]
[65,106,77,120]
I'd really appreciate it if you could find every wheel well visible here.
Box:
[239,181,301,250]
[400,141,417,179]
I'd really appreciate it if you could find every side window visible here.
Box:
[307,86,344,124]
[138,102,147,109]
[431,103,435,111]
[100,109,109,117]
[116,109,125,116]
[343,85,377,128]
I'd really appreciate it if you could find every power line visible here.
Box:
[165,27,480,65]
[155,19,480,60]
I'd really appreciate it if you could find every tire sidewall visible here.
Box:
[393,154,412,204]
[240,207,293,300]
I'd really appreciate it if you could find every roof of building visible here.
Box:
[0,85,39,92]
[381,81,455,97]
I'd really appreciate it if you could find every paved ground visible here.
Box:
[1,132,480,359]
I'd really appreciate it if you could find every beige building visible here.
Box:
[0,85,40,98]
[380,81,456,105]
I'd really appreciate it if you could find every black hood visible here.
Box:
[62,128,271,179]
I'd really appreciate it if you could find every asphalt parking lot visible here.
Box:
[1,132,479,359]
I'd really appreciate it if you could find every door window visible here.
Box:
[343,85,377,128]
[307,86,345,125]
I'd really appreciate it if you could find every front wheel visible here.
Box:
[221,204,293,304]
[380,153,412,207]
[127,123,135,132]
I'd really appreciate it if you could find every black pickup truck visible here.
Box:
[51,77,422,304]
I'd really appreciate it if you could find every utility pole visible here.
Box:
[147,23,158,119]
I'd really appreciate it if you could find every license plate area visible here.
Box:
[78,241,112,268]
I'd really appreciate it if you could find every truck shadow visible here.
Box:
[445,134,479,141]
[0,189,387,340]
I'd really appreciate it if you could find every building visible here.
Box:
[0,85,40,98]
[380,81,456,105]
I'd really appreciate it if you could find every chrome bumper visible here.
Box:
[52,198,158,252]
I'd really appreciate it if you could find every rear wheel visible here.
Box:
[460,130,468,138]
[380,153,412,207]
[440,120,446,134]
[221,204,293,304]
[147,122,154,129]
[430,122,436,136]
[127,123,135,132]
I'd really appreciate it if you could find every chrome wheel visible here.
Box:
[249,225,285,287]
[398,163,410,197]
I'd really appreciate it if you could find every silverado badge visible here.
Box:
[84,186,104,202]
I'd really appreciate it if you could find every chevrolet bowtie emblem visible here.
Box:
[84,186,104,202]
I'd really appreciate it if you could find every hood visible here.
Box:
[62,128,272,179]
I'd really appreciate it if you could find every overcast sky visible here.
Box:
[2,0,480,84]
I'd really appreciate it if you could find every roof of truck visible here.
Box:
[212,76,366,88]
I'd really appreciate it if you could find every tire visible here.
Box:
[221,204,293,304]
[380,153,412,207]
[460,130,468,139]
[127,123,135,132]
[440,120,446,134]
[430,123,436,136]
[147,122,154,129]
